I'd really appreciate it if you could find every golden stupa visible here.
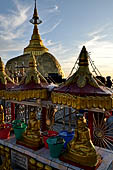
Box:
[5,0,64,78]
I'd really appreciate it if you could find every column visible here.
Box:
[11,103,15,122]
[40,107,47,131]
[88,111,93,141]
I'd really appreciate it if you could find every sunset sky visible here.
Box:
[0,0,113,78]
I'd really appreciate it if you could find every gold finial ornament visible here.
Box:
[0,57,5,72]
[24,0,48,55]
[0,57,6,85]
[0,57,14,86]
[78,46,89,66]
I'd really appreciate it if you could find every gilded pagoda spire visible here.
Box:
[24,0,48,55]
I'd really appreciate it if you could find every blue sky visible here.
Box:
[0,0,113,78]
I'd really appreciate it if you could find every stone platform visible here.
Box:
[0,135,113,170]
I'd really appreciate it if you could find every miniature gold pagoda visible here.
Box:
[60,116,100,167]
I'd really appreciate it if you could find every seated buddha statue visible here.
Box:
[61,115,99,167]
[22,111,42,147]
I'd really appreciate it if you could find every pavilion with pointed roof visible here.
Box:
[6,0,64,79]
[5,54,49,102]
[51,46,113,111]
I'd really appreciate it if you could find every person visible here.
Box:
[96,76,105,85]
[106,76,112,88]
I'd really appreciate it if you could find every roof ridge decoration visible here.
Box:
[20,53,48,85]
[24,0,48,55]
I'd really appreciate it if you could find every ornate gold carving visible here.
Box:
[0,146,12,170]
[51,92,113,110]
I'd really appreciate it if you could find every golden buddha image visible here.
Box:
[61,115,99,167]
[22,111,42,147]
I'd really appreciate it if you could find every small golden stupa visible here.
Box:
[6,0,64,79]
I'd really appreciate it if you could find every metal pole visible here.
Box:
[68,108,72,132]
[63,107,65,130]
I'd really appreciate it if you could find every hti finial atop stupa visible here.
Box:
[24,0,48,55]
[78,46,89,66]
[30,0,42,25]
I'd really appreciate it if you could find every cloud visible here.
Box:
[79,26,113,77]
[88,24,110,37]
[41,19,62,35]
[0,0,30,41]
[44,25,113,78]
[44,5,59,13]
[0,0,31,63]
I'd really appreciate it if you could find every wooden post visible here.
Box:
[11,103,15,122]
[88,111,93,141]
[24,105,27,124]
[40,107,47,131]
